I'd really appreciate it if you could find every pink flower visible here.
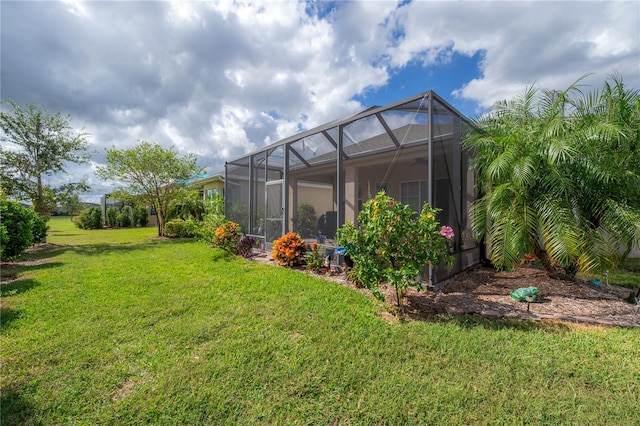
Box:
[389,200,394,206]
[440,226,455,239]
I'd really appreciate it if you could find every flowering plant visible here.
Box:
[440,226,455,239]
[272,232,307,266]
[212,221,242,253]
[337,191,454,307]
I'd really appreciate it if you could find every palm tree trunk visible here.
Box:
[534,246,576,282]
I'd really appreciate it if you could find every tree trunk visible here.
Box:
[157,206,165,237]
[157,213,163,237]
[36,174,44,216]
[534,246,576,282]
[36,174,46,243]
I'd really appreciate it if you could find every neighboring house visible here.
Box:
[100,175,224,228]
[187,174,225,201]
[225,90,480,283]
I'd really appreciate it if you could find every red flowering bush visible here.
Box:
[272,232,307,266]
[212,221,242,253]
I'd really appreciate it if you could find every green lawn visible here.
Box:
[1,217,639,425]
[609,258,640,289]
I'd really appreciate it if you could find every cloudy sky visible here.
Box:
[1,0,638,202]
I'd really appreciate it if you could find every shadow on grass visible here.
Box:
[9,244,68,262]
[0,278,40,298]
[64,238,196,257]
[67,244,148,256]
[430,314,574,333]
[1,386,35,425]
[0,306,22,333]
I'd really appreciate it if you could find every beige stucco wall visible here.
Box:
[287,179,333,233]
[202,180,224,197]
[296,182,334,214]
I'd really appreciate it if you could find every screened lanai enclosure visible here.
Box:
[225,91,480,282]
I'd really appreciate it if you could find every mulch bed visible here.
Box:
[394,266,640,327]
[252,251,640,328]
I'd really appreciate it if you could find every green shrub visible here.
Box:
[76,207,103,229]
[205,193,225,217]
[337,191,454,307]
[133,206,148,227]
[294,202,317,237]
[0,224,7,260]
[30,211,48,243]
[0,199,39,260]
[92,208,103,229]
[117,205,132,228]
[106,206,118,227]
[164,219,196,238]
[194,211,227,243]
[182,218,202,238]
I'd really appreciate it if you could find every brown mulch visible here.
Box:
[251,251,640,328]
[394,267,640,327]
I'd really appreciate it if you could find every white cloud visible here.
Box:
[1,0,637,199]
[385,1,639,109]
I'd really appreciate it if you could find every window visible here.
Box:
[401,180,428,213]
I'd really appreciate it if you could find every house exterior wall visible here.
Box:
[296,182,334,213]
[624,243,640,259]
[202,181,224,199]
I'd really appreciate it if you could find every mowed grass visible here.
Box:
[609,258,640,289]
[1,217,639,425]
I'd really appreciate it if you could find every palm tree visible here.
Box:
[464,75,640,280]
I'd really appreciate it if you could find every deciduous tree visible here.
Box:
[96,141,202,237]
[0,100,90,216]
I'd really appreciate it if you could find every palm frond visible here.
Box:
[489,209,525,269]
[536,196,580,267]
